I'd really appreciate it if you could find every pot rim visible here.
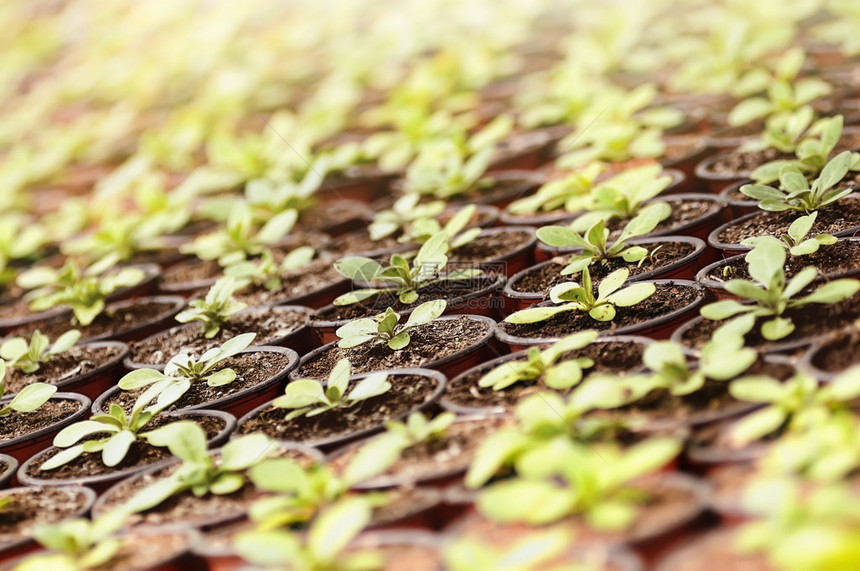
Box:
[0,391,92,455]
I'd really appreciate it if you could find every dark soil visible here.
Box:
[129,307,307,365]
[106,351,294,413]
[298,202,367,233]
[705,148,786,176]
[14,300,178,341]
[680,291,860,350]
[503,282,700,339]
[0,487,91,547]
[809,327,860,372]
[449,230,533,265]
[513,241,696,295]
[0,399,83,440]
[704,241,860,283]
[3,344,123,393]
[26,414,226,481]
[317,275,499,321]
[326,231,412,257]
[238,374,439,442]
[444,339,649,411]
[296,316,489,379]
[716,194,860,244]
[233,258,345,306]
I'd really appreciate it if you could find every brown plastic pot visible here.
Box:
[17,409,236,494]
[295,314,501,382]
[719,178,758,218]
[488,130,556,172]
[0,392,92,464]
[469,170,544,209]
[660,135,714,191]
[0,455,17,489]
[507,236,707,316]
[236,368,446,450]
[496,279,708,351]
[799,326,860,383]
[317,168,398,204]
[309,275,506,345]
[94,346,299,419]
[123,305,315,372]
[693,150,754,194]
[300,199,374,238]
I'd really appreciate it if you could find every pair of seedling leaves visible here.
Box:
[505,267,656,324]
[0,361,57,419]
[40,333,256,470]
[1,329,80,375]
[536,201,669,276]
[336,299,446,351]
[225,246,316,292]
[369,195,481,248]
[741,211,836,257]
[17,257,146,326]
[333,230,482,306]
[701,237,860,340]
[174,276,248,338]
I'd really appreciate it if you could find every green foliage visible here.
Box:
[61,212,171,267]
[175,277,247,338]
[0,213,45,287]
[443,527,577,571]
[335,300,446,350]
[507,163,603,215]
[700,238,860,340]
[272,359,391,420]
[536,202,668,276]
[17,259,146,326]
[16,511,129,571]
[741,212,837,256]
[333,231,482,305]
[117,332,254,411]
[225,247,315,291]
[740,150,855,213]
[396,204,482,248]
[0,330,80,374]
[477,331,598,391]
[505,267,655,324]
[367,193,446,242]
[0,378,57,418]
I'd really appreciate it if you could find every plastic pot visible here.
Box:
[660,134,714,191]
[94,346,299,419]
[693,150,754,194]
[799,327,860,383]
[17,409,236,494]
[0,392,92,464]
[718,178,758,218]
[487,129,556,172]
[299,199,373,238]
[0,455,17,489]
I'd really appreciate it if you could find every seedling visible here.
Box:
[396,204,482,248]
[477,331,598,391]
[122,424,277,514]
[224,247,315,292]
[507,163,603,214]
[0,374,57,417]
[741,212,837,256]
[116,332,256,411]
[18,511,128,571]
[0,330,80,374]
[700,238,860,340]
[17,259,146,326]
[536,202,669,275]
[174,277,247,338]
[741,150,855,213]
[335,300,446,350]
[505,267,656,324]
[367,193,446,242]
[61,213,168,267]
[272,359,391,420]
[333,231,482,305]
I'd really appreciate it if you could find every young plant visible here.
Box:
[174,277,247,338]
[396,204,482,248]
[272,359,391,420]
[367,193,446,242]
[0,330,80,374]
[700,238,860,340]
[333,231,482,305]
[17,259,146,326]
[505,267,656,324]
[741,212,837,256]
[536,202,669,275]
[0,373,57,417]
[224,247,315,292]
[16,512,128,571]
[477,330,598,391]
[740,150,855,213]
[335,299,446,350]
[122,424,277,514]
[116,333,256,411]
[507,163,603,215]
[61,212,170,267]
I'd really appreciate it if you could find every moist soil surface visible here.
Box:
[704,241,860,283]
[0,399,83,441]
[296,316,489,379]
[809,327,860,372]
[25,414,226,481]
[679,292,860,350]
[0,487,91,547]
[716,195,860,244]
[448,230,533,265]
[502,282,700,339]
[13,300,178,341]
[326,231,412,257]
[444,340,649,411]
[328,416,512,484]
[3,344,124,393]
[238,374,439,442]
[129,307,307,365]
[233,258,346,306]
[705,147,788,176]
[106,351,294,413]
[317,275,500,321]
[513,241,696,295]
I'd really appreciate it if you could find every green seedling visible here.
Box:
[335,300,446,350]
[0,330,80,374]
[224,247,315,292]
[741,212,837,256]
[174,277,248,338]
[0,374,57,418]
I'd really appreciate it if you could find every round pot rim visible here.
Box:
[496,279,706,347]
[719,178,756,207]
[0,453,18,488]
[237,367,448,449]
[75,295,187,344]
[94,345,299,414]
[670,312,818,356]
[797,329,852,383]
[645,193,726,237]
[0,391,92,454]
[296,314,498,380]
[16,408,237,488]
[123,305,313,371]
[513,235,706,301]
[686,416,770,466]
